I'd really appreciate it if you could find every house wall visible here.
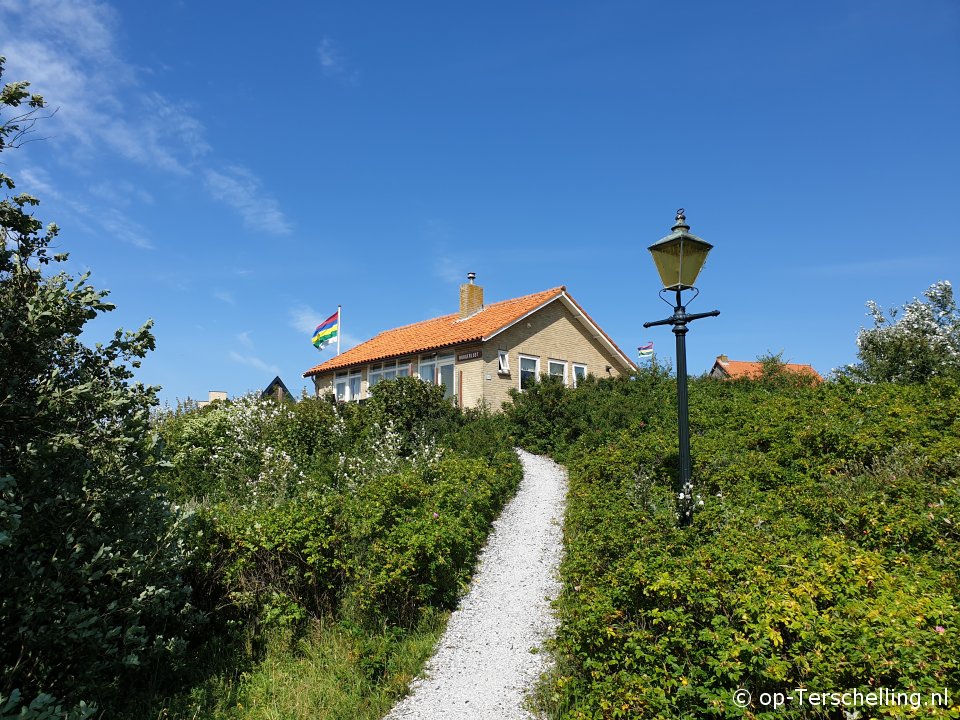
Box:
[310,299,630,410]
[455,345,485,409]
[477,298,627,411]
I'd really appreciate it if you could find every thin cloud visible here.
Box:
[214,290,235,305]
[204,166,292,236]
[17,166,153,249]
[290,305,325,335]
[88,179,153,206]
[99,207,153,249]
[0,1,287,230]
[317,36,358,83]
[228,350,280,376]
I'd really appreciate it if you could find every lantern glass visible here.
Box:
[648,234,712,290]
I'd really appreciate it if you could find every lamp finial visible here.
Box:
[672,208,689,232]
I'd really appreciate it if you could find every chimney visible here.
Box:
[459,272,484,318]
[718,354,729,363]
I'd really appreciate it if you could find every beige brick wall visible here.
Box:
[455,345,485,409]
[478,298,628,411]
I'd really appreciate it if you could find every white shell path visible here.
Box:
[383,449,568,720]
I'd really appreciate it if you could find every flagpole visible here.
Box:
[337,305,341,356]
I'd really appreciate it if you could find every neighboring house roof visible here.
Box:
[710,355,823,381]
[262,375,295,401]
[303,286,636,378]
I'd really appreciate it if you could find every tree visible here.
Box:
[0,57,196,715]
[844,280,960,383]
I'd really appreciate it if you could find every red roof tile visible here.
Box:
[304,287,567,377]
[713,357,823,381]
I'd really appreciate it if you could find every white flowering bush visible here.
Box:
[844,280,960,383]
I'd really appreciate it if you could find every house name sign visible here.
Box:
[456,350,482,362]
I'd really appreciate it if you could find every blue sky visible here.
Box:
[2,1,958,405]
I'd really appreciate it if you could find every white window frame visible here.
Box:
[572,363,588,388]
[418,354,437,384]
[368,360,411,390]
[518,354,539,391]
[368,363,384,390]
[335,369,362,401]
[497,349,510,375]
[437,353,456,400]
[548,359,568,385]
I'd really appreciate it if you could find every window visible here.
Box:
[419,354,436,383]
[438,353,455,400]
[497,350,510,374]
[519,355,539,390]
[573,363,588,387]
[548,360,567,385]
[335,370,362,401]
[369,360,410,389]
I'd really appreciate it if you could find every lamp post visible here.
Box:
[643,209,719,527]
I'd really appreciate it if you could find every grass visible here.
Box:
[137,609,449,720]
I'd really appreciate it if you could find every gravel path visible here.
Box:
[383,449,568,720]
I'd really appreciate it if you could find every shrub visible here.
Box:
[507,372,960,718]
[0,59,196,714]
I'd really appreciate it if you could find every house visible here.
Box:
[262,376,295,403]
[709,354,823,382]
[197,390,228,408]
[302,275,636,409]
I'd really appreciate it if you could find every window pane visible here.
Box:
[549,362,565,376]
[419,362,435,383]
[439,363,455,400]
[335,380,347,401]
[498,351,509,373]
[349,376,361,399]
[519,357,537,389]
[574,365,586,379]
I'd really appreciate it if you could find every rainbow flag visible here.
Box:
[312,310,339,350]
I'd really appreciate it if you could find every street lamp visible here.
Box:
[643,209,720,527]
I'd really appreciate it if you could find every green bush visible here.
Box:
[1,60,197,715]
[509,373,960,719]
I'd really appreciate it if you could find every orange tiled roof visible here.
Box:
[304,287,567,377]
[713,357,823,381]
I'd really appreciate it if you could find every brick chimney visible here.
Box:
[717,354,729,363]
[459,272,483,318]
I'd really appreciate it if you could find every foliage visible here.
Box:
[844,280,960,383]
[506,372,960,719]
[145,379,522,717]
[0,60,197,715]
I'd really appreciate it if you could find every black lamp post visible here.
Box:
[643,209,719,527]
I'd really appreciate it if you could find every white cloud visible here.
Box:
[290,304,324,334]
[16,165,153,249]
[88,179,153,206]
[236,330,253,348]
[213,290,235,305]
[229,350,280,376]
[204,166,292,236]
[98,207,153,249]
[317,36,358,83]
[317,37,343,75]
[0,1,289,231]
